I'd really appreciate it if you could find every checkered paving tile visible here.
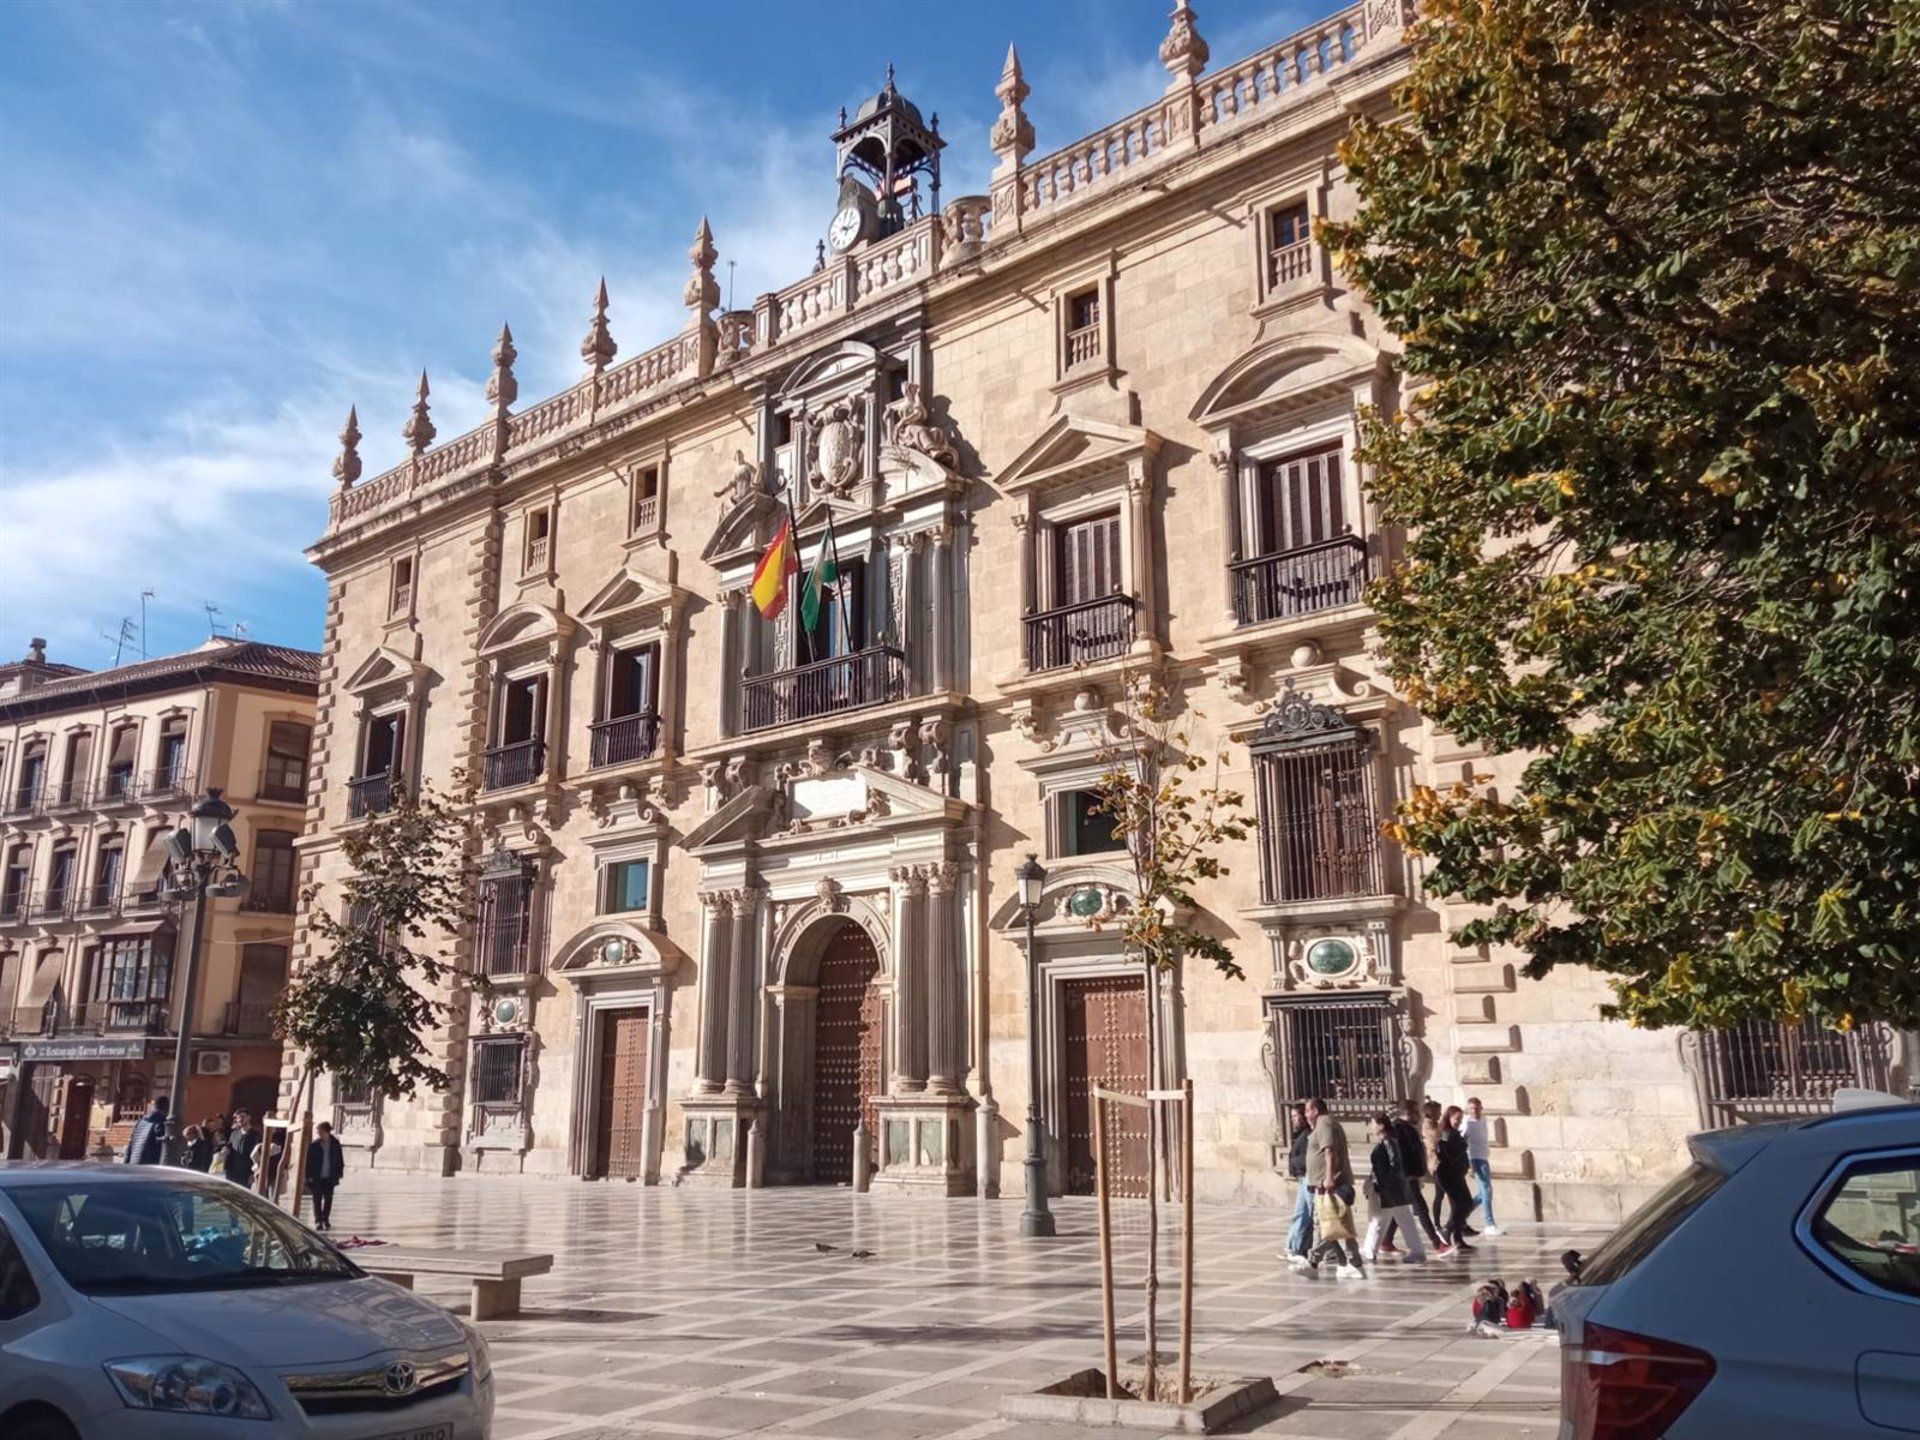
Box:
[325,1175,1594,1438]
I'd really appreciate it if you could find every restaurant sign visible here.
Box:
[20,1037,150,1063]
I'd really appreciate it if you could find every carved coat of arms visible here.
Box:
[809,400,863,497]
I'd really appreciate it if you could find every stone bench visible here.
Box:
[356,1246,554,1320]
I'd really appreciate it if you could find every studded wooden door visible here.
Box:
[1062,974,1151,1198]
[810,925,882,1184]
[593,1008,651,1180]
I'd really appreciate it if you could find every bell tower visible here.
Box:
[828,66,944,251]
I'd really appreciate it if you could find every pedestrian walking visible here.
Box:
[1389,1098,1448,1252]
[1420,1099,1446,1222]
[1279,1103,1316,1263]
[221,1109,261,1187]
[306,1122,345,1231]
[1300,1097,1365,1279]
[1360,1113,1427,1265]
[182,1124,214,1172]
[1463,1097,1502,1236]
[196,1116,225,1170]
[122,1095,169,1165]
[1434,1105,1477,1253]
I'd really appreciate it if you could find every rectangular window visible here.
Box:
[247,831,298,913]
[1,850,29,919]
[524,508,552,574]
[101,935,173,1028]
[1266,201,1314,288]
[1696,1018,1880,1125]
[602,859,650,915]
[1061,788,1126,857]
[88,845,124,911]
[1256,445,1346,557]
[1028,511,1132,671]
[1057,512,1123,606]
[361,713,403,777]
[16,748,46,809]
[1064,287,1102,371]
[485,675,547,790]
[1252,735,1383,904]
[476,864,533,976]
[472,1036,525,1107]
[56,732,92,807]
[631,465,661,533]
[47,847,76,906]
[103,726,137,801]
[801,557,867,659]
[389,557,414,616]
[262,721,310,802]
[606,645,658,721]
[1266,993,1405,1121]
[155,719,189,793]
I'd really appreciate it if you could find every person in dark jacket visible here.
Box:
[1279,1103,1315,1262]
[182,1125,214,1173]
[1434,1105,1477,1253]
[221,1109,260,1187]
[306,1123,345,1231]
[122,1095,169,1165]
[1361,1113,1427,1263]
[1385,1098,1448,1252]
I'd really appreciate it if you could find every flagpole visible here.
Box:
[826,506,854,660]
[782,468,811,667]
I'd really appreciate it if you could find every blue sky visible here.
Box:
[0,0,1320,668]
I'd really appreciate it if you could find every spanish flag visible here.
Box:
[750,515,798,619]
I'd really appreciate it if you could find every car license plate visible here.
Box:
[378,1427,452,1440]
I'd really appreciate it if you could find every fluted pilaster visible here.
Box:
[725,887,763,1096]
[696,892,735,1092]
[925,862,963,1094]
[891,866,929,1091]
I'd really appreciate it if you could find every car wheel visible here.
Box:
[3,1407,79,1440]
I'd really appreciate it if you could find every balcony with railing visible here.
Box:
[44,778,88,814]
[223,1000,277,1038]
[346,771,400,820]
[140,766,195,802]
[589,712,661,769]
[4,784,42,818]
[632,493,660,532]
[1064,322,1101,370]
[97,766,139,806]
[0,892,24,923]
[73,883,121,919]
[28,888,74,923]
[1024,594,1136,673]
[68,998,172,1035]
[240,886,296,915]
[482,738,547,792]
[741,646,908,734]
[1267,237,1316,289]
[1231,534,1369,627]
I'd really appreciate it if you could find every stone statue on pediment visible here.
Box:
[883,381,957,468]
[714,448,763,504]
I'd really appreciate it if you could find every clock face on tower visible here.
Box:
[828,205,864,253]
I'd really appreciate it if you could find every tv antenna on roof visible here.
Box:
[140,588,154,658]
[102,617,136,666]
[203,601,222,637]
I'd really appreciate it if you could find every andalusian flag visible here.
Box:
[799,513,841,632]
[750,515,798,618]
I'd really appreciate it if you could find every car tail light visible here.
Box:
[1563,1321,1716,1439]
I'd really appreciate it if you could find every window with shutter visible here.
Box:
[1058,512,1122,605]
[1253,735,1385,904]
[1256,445,1346,556]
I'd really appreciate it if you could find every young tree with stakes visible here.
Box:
[1090,671,1250,1402]
[1324,0,1920,1033]
[276,778,485,1114]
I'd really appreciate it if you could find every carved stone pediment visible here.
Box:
[577,562,683,633]
[701,490,782,564]
[1189,333,1390,433]
[993,414,1161,498]
[549,919,687,983]
[342,646,432,697]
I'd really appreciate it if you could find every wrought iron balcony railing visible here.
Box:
[482,738,546,792]
[741,645,908,733]
[1023,593,1135,673]
[347,770,400,819]
[4,785,42,817]
[44,779,88,814]
[69,998,172,1035]
[97,767,139,805]
[140,766,195,801]
[589,712,661,769]
[1231,534,1369,628]
[73,883,121,918]
[224,1000,277,1038]
[28,889,74,923]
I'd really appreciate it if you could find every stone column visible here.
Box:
[695,892,734,1093]
[1126,455,1156,652]
[890,866,928,1091]
[725,887,763,1096]
[718,589,743,736]
[925,862,963,1095]
[928,525,954,693]
[1213,441,1242,626]
[892,532,922,692]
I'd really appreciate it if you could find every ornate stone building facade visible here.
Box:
[296,0,1913,1220]
[0,637,318,1158]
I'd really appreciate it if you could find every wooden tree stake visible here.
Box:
[1094,1090,1119,1400]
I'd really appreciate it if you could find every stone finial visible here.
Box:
[684,216,720,324]
[331,405,362,490]
[402,370,436,455]
[991,43,1034,172]
[581,276,617,376]
[486,323,518,415]
[1159,0,1210,87]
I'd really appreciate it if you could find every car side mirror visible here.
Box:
[1561,1248,1583,1281]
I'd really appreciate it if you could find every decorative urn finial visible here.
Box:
[332,405,362,490]
[684,216,720,323]
[402,370,436,455]
[486,323,518,415]
[581,276,617,376]
[991,42,1034,169]
[1159,0,1210,87]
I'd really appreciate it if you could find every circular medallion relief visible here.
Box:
[1066,886,1106,919]
[597,936,629,966]
[492,996,522,1026]
[1305,938,1359,978]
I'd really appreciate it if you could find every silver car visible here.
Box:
[0,1163,492,1439]
[1554,1093,1920,1439]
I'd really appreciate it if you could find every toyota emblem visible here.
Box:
[383,1361,418,1396]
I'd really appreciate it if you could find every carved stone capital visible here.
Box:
[891,865,929,898]
[924,861,960,896]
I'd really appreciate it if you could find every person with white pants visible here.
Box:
[1361,1112,1428,1264]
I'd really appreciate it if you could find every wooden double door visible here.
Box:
[592,1008,651,1180]
[1061,974,1152,1198]
[810,925,883,1185]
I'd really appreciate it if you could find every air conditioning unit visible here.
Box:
[195,1051,232,1077]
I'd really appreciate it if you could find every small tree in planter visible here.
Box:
[276,778,483,1121]
[1089,671,1251,1402]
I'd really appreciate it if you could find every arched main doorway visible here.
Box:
[810,922,882,1184]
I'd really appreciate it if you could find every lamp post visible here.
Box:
[1016,853,1056,1238]
[159,789,247,1166]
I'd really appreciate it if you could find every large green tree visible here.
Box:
[1325,0,1920,1030]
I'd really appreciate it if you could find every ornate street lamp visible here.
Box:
[1016,853,1056,1238]
[159,789,247,1165]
